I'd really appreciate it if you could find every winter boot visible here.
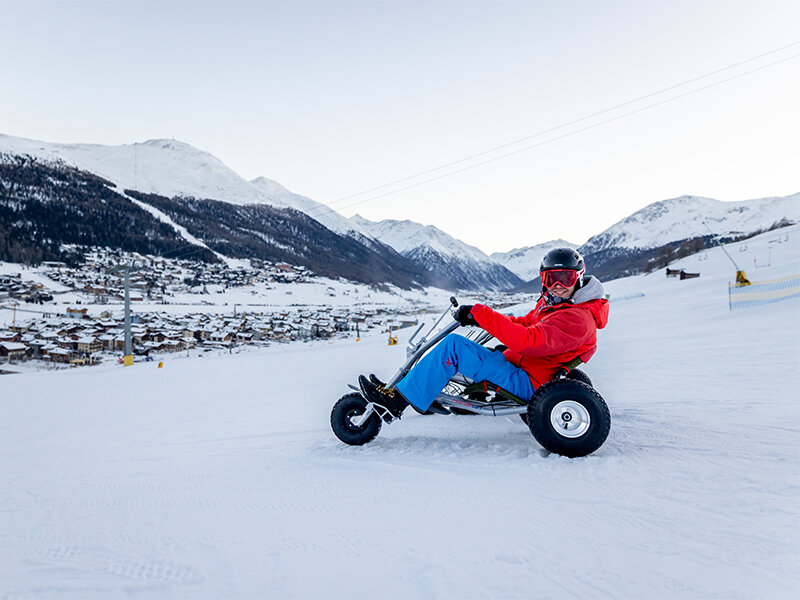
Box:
[358,375,409,420]
[363,374,449,416]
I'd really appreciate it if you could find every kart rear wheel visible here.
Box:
[521,369,593,426]
[331,393,382,446]
[567,368,592,387]
[527,379,610,458]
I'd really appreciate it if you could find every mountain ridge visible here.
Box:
[1,133,797,287]
[350,215,523,291]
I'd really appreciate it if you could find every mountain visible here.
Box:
[580,194,800,254]
[249,176,368,236]
[491,240,579,281]
[2,133,797,288]
[350,215,523,291]
[0,150,432,288]
[576,193,800,282]
[0,135,274,206]
[123,190,430,288]
[0,133,519,290]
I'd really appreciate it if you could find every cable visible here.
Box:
[332,40,800,210]
[308,50,800,220]
[309,39,800,214]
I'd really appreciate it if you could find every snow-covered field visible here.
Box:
[0,266,459,328]
[1,227,799,599]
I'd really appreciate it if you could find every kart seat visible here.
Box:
[462,356,587,404]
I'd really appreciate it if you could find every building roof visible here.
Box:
[0,342,26,351]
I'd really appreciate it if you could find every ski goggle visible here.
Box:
[541,269,580,288]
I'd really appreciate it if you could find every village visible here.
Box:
[1,248,523,370]
[0,302,426,369]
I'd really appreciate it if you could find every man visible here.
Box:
[358,248,609,417]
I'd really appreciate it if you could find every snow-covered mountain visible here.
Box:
[491,239,579,281]
[0,133,365,236]
[249,176,367,236]
[0,132,520,290]
[0,134,272,205]
[581,193,800,254]
[566,192,800,282]
[350,215,523,291]
[3,133,797,288]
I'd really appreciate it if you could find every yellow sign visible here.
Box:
[123,354,134,367]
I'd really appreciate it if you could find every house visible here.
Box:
[148,331,168,343]
[99,333,125,351]
[55,336,77,350]
[47,348,72,363]
[66,307,89,319]
[83,284,107,296]
[0,342,27,360]
[27,339,49,357]
[76,337,102,354]
[209,331,233,343]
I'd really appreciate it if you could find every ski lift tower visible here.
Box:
[702,221,751,286]
[122,265,134,366]
[110,262,135,366]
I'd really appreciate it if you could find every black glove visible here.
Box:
[491,344,508,353]
[454,305,478,327]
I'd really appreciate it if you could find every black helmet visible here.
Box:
[540,247,586,285]
[540,247,584,272]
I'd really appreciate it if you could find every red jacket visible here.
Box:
[471,278,609,388]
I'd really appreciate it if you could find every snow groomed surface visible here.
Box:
[1,226,798,599]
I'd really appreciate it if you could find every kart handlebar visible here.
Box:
[406,297,462,357]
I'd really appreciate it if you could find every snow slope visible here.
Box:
[0,134,278,206]
[0,133,371,236]
[249,176,367,236]
[581,193,800,253]
[2,131,524,264]
[349,214,493,262]
[350,215,522,291]
[491,239,579,281]
[0,234,798,598]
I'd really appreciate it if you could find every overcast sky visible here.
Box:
[2,0,799,254]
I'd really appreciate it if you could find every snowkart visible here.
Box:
[331,298,611,458]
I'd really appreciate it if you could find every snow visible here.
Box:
[350,214,505,267]
[0,274,458,329]
[582,193,800,252]
[120,191,226,263]
[0,135,270,206]
[250,176,367,236]
[0,341,25,351]
[0,134,363,238]
[1,227,799,599]
[491,239,579,281]
[0,262,72,294]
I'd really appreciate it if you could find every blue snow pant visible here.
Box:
[395,334,534,411]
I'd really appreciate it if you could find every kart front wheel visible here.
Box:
[527,379,610,458]
[331,393,382,446]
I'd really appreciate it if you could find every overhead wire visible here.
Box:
[305,41,800,221]
[98,41,800,264]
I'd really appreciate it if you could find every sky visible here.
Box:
[2,0,799,254]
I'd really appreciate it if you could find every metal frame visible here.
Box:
[350,299,528,426]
